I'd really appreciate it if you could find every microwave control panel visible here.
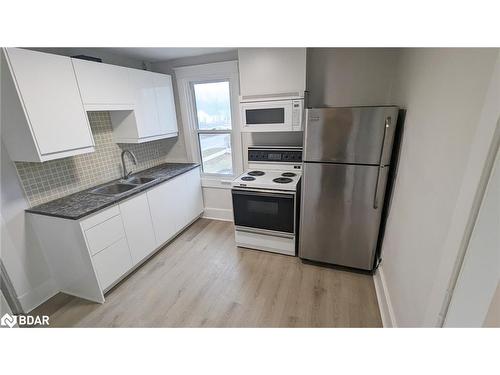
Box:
[291,100,303,130]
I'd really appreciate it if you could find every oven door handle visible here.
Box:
[232,189,295,199]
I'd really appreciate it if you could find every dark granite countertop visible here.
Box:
[26,163,200,220]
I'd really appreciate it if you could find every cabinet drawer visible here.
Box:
[85,215,125,255]
[81,205,120,230]
[92,237,132,290]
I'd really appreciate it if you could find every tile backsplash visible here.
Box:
[15,112,175,207]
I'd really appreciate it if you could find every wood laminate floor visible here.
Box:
[33,219,382,327]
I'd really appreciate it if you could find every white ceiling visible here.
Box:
[107,48,236,63]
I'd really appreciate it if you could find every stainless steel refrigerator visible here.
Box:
[299,106,399,271]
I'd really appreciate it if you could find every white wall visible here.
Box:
[202,188,233,222]
[444,145,499,327]
[379,48,500,327]
[1,142,58,312]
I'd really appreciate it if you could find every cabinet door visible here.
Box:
[238,48,306,98]
[119,193,157,265]
[181,168,204,224]
[147,176,185,246]
[128,69,161,139]
[152,73,178,136]
[72,59,134,106]
[5,48,94,156]
[92,237,132,290]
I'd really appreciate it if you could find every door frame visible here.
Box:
[442,118,500,326]
[429,53,500,326]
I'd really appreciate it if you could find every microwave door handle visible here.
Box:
[373,116,391,209]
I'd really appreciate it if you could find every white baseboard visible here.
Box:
[18,278,58,313]
[373,265,396,327]
[202,208,233,222]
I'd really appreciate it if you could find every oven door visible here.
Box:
[240,100,293,132]
[232,189,295,235]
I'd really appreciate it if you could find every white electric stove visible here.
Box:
[231,146,302,256]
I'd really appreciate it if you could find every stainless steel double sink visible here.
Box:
[90,176,157,197]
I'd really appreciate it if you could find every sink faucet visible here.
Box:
[121,150,137,180]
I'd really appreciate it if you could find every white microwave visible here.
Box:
[240,99,304,132]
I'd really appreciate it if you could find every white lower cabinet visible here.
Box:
[147,174,185,245]
[80,207,132,291]
[30,167,204,303]
[85,214,126,256]
[119,192,157,265]
[182,167,204,223]
[147,167,203,246]
[92,238,132,290]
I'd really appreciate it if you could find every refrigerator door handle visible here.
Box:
[373,116,391,209]
[373,165,385,209]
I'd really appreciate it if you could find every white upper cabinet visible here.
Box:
[238,48,307,100]
[109,68,179,143]
[152,73,178,137]
[2,48,178,158]
[128,68,162,139]
[71,62,180,144]
[1,48,95,162]
[72,59,134,110]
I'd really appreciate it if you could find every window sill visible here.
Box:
[201,176,234,189]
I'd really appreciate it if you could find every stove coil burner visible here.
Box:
[273,177,293,184]
[247,170,265,176]
[241,176,256,181]
[281,172,296,177]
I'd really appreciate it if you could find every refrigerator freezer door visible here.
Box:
[299,162,388,270]
[304,107,399,165]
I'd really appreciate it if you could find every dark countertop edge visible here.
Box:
[26,201,117,220]
[25,163,200,221]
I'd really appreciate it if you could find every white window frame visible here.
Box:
[175,61,243,188]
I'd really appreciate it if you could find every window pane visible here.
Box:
[199,133,233,174]
[193,81,232,130]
